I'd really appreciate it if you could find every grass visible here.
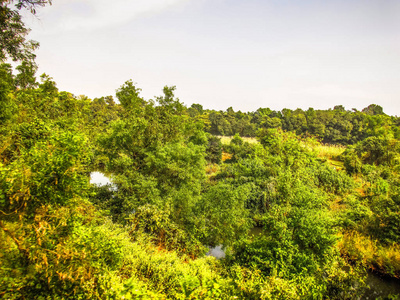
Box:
[314,144,346,160]
[309,143,347,170]
[216,136,258,145]
[326,158,345,169]
[217,136,347,169]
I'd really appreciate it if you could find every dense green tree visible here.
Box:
[362,104,384,115]
[99,82,206,244]
[15,60,37,89]
[205,135,222,164]
[190,103,204,115]
[196,183,251,246]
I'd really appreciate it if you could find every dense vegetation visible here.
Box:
[1,1,400,299]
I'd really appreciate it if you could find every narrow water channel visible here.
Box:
[89,176,400,299]
[206,227,400,299]
[363,272,400,300]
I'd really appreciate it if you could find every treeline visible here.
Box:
[188,104,400,144]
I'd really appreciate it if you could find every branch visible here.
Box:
[6,0,53,14]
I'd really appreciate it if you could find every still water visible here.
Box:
[90,171,112,186]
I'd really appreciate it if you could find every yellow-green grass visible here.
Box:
[216,136,259,145]
[326,158,345,170]
[313,144,346,160]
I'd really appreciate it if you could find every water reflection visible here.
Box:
[206,245,226,259]
[90,172,117,191]
[206,227,264,259]
[90,171,111,186]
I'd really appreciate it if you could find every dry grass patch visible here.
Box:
[221,152,233,162]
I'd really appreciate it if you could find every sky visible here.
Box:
[22,0,400,115]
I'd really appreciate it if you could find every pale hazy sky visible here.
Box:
[22,0,400,115]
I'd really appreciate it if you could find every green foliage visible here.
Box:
[116,79,144,111]
[0,2,36,62]
[0,63,17,124]
[362,104,384,115]
[15,60,37,89]
[1,124,90,218]
[1,23,399,297]
[341,146,363,174]
[221,134,259,163]
[313,163,353,194]
[196,183,252,246]
[357,136,400,166]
